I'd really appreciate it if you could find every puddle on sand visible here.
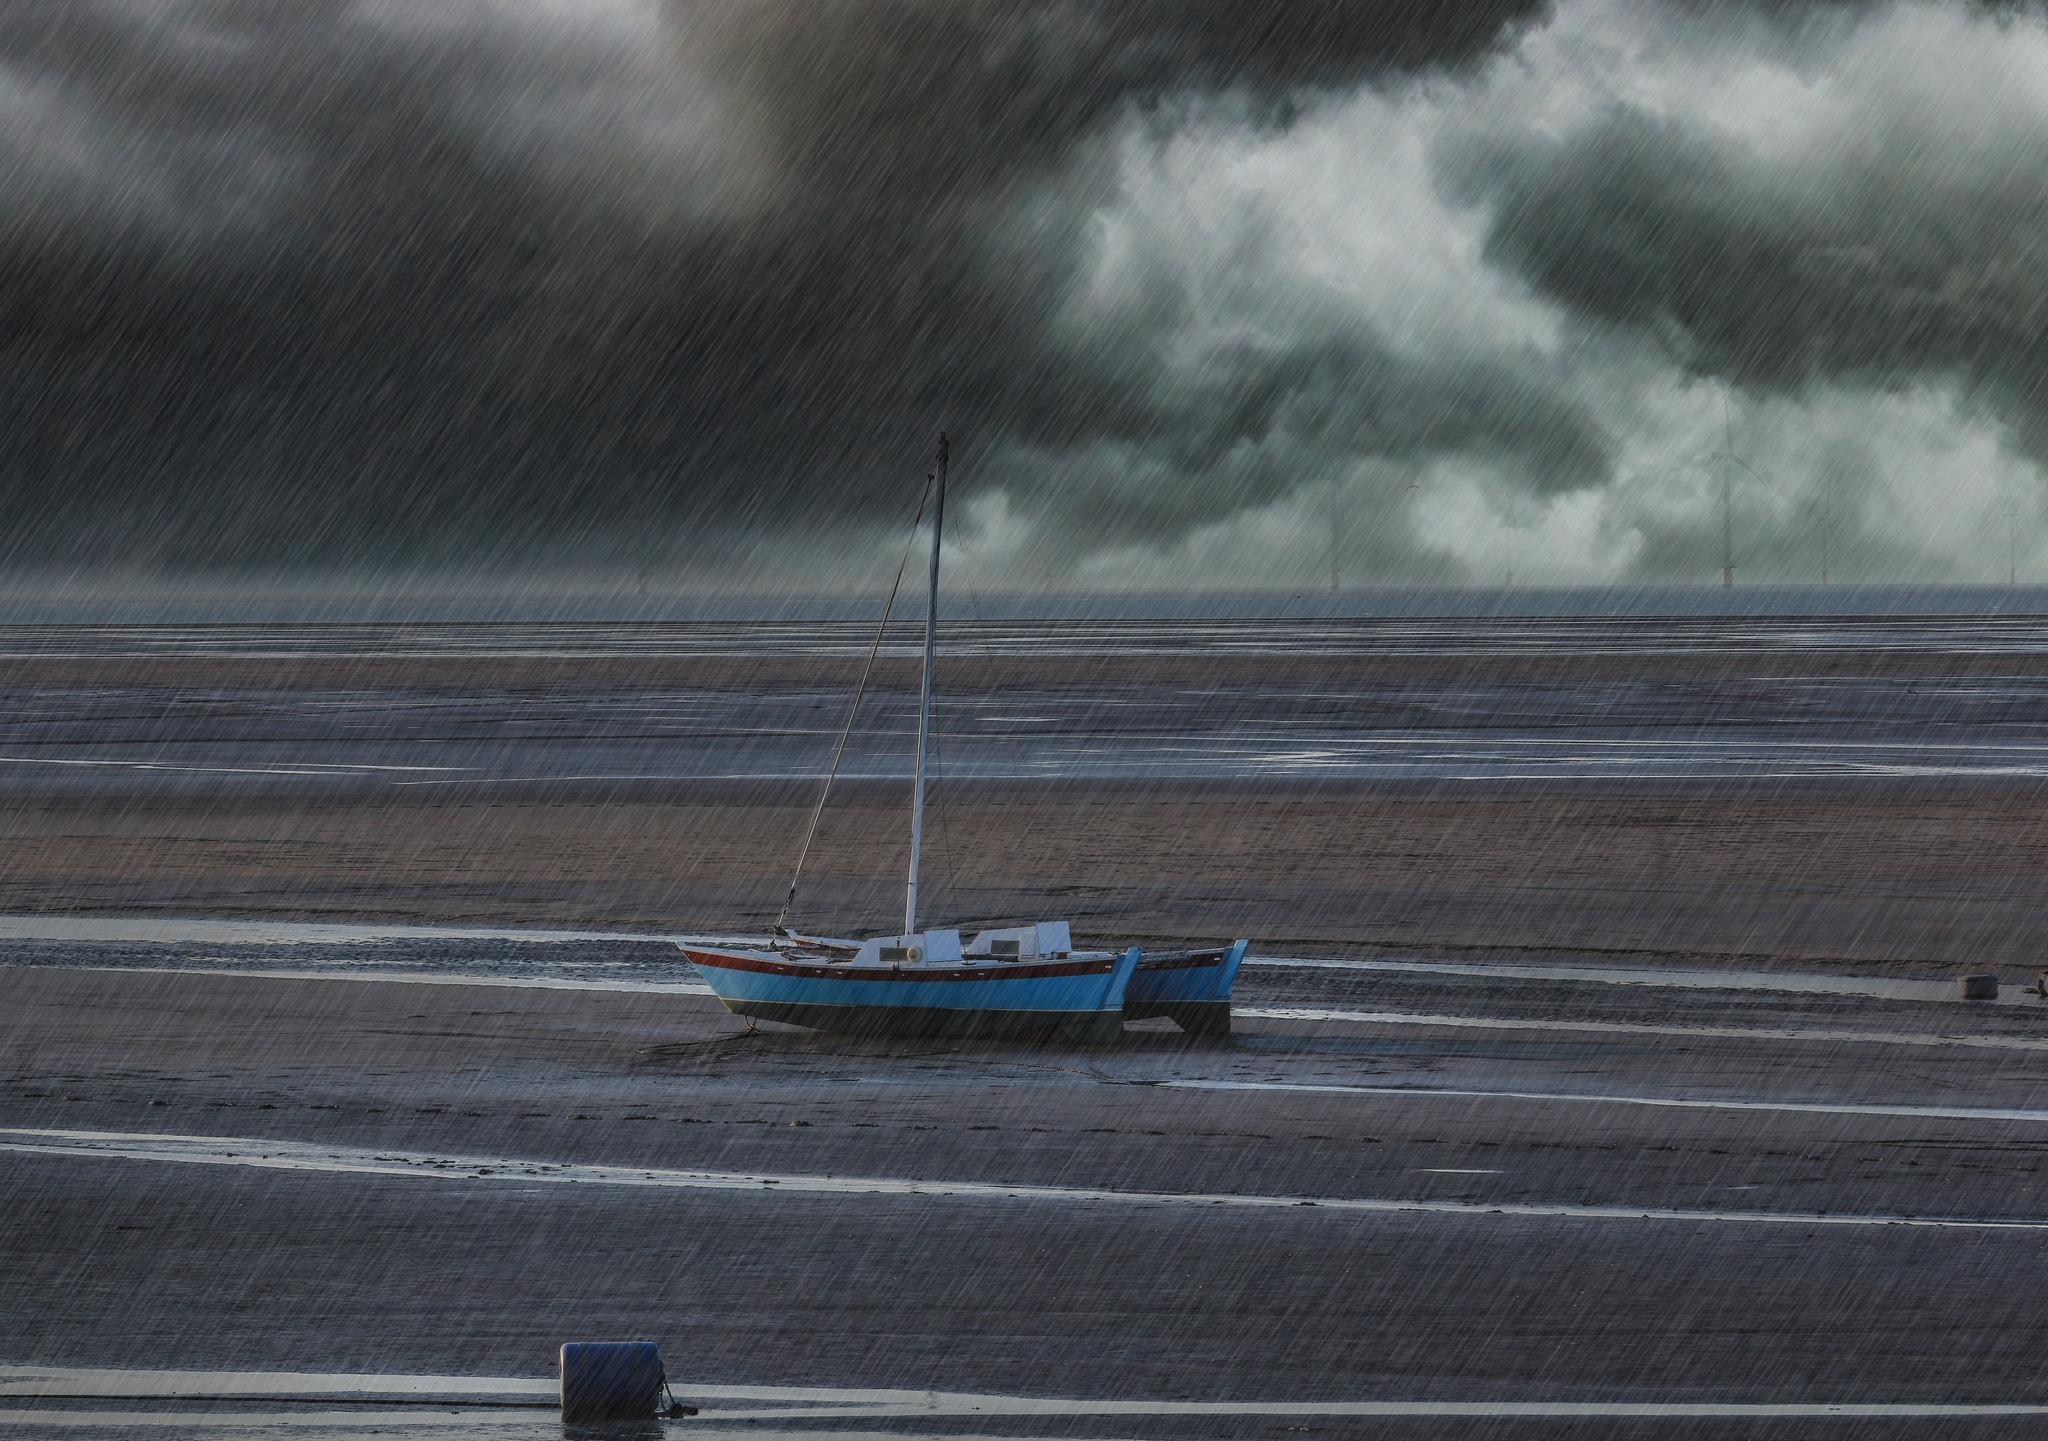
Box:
[3,1127,2041,1231]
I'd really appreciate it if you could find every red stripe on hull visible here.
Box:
[681,947,1117,983]
[1134,951,1226,973]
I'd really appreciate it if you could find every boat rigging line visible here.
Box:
[906,433,948,937]
[771,450,941,937]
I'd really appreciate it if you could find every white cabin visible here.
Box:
[963,921,1072,959]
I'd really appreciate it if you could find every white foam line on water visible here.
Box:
[0,1365,549,1400]
[2,1127,2041,1231]
[1160,1079,2048,1124]
[4,1368,2046,1423]
[59,965,715,996]
[696,1401,2048,1420]
[0,1426,819,1441]
[0,1410,531,1430]
[0,756,471,775]
[0,1367,979,1407]
[0,1424,942,1440]
[1238,1006,2048,1052]
[0,915,747,946]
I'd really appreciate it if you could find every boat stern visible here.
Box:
[1124,939,1248,1037]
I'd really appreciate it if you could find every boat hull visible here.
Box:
[681,944,1142,1042]
[1124,940,1249,1037]
[709,996,1126,1042]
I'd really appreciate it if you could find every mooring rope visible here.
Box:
[773,467,937,936]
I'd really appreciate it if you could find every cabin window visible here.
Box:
[991,939,1021,958]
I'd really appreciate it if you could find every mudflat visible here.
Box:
[4,779,2048,967]
[0,618,2046,966]
[4,960,2048,1439]
[7,617,2048,1437]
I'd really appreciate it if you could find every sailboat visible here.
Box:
[678,434,1249,1042]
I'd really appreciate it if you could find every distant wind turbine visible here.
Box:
[1821,469,1832,586]
[1709,394,1771,588]
[1328,482,1341,594]
[1720,395,1735,588]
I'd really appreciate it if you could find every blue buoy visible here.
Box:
[560,1341,665,1422]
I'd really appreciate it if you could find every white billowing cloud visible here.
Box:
[1067,483,1348,591]
[1069,85,1560,364]
[974,0,2048,587]
[1410,460,1644,585]
[16,0,2045,585]
[1681,1,2048,182]
[1720,384,2046,584]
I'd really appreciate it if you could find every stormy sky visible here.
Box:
[4,0,2048,586]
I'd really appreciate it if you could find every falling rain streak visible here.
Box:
[8,0,2048,1436]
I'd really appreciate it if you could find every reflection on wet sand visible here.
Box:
[10,1124,2040,1230]
[9,608,2048,1434]
[12,1363,2048,1428]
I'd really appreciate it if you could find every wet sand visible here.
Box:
[8,619,2048,1436]
[2,622,2048,966]
[4,778,2048,968]
[5,961,2048,1438]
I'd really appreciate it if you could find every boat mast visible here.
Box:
[904,433,946,936]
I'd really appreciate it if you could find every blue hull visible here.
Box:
[682,944,1143,1042]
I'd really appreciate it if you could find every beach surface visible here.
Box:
[5,614,2048,1437]
[6,952,2048,1438]
[0,616,2043,965]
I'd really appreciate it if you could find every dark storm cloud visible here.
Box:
[982,333,1609,546]
[0,0,1550,568]
[1463,67,2048,460]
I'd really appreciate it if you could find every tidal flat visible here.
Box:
[3,614,2048,1438]
[6,956,2048,1439]
[0,615,2046,965]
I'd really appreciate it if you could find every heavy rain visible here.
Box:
[4,2,2048,1439]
